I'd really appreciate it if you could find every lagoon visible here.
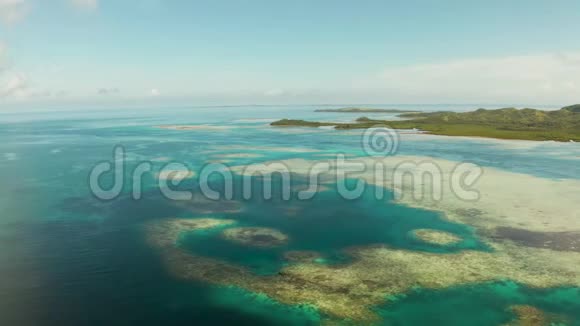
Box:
[1,105,580,325]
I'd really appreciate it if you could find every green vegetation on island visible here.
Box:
[272,105,580,141]
[562,104,580,113]
[315,107,420,113]
[270,119,337,127]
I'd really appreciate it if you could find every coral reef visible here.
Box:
[157,170,195,181]
[213,153,264,159]
[492,227,580,252]
[146,218,580,322]
[222,227,289,248]
[146,218,236,247]
[156,125,232,131]
[284,251,323,263]
[231,156,580,233]
[411,229,462,246]
[173,195,243,214]
[143,156,580,323]
[505,305,569,326]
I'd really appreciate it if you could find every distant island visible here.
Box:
[315,107,420,113]
[272,104,580,142]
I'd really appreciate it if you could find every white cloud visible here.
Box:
[0,0,28,24]
[0,73,27,98]
[70,0,98,11]
[370,52,580,104]
[150,88,160,96]
[0,42,68,102]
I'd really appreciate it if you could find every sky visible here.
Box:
[1,0,580,108]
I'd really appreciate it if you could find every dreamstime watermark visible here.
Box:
[362,126,399,157]
[88,126,484,203]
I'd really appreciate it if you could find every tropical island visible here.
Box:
[315,107,420,113]
[272,104,580,141]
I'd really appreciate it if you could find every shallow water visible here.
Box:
[179,183,488,275]
[377,281,580,326]
[1,105,579,325]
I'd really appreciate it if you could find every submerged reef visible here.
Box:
[146,218,236,247]
[231,156,580,234]
[146,218,580,323]
[211,153,265,161]
[157,170,195,181]
[222,227,289,248]
[173,195,243,215]
[156,125,232,131]
[505,305,569,326]
[411,229,463,246]
[283,251,323,263]
[143,156,580,323]
[492,227,580,252]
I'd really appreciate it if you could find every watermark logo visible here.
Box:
[362,125,399,157]
[88,128,483,203]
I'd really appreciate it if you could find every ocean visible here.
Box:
[1,105,579,325]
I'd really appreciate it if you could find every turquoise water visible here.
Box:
[377,281,580,325]
[179,182,488,275]
[1,105,580,325]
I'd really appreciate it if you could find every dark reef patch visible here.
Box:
[454,208,484,219]
[222,227,289,248]
[493,227,580,252]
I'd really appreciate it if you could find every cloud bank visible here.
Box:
[0,73,27,98]
[370,52,580,104]
[0,0,28,25]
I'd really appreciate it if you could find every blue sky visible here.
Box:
[1,0,580,107]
